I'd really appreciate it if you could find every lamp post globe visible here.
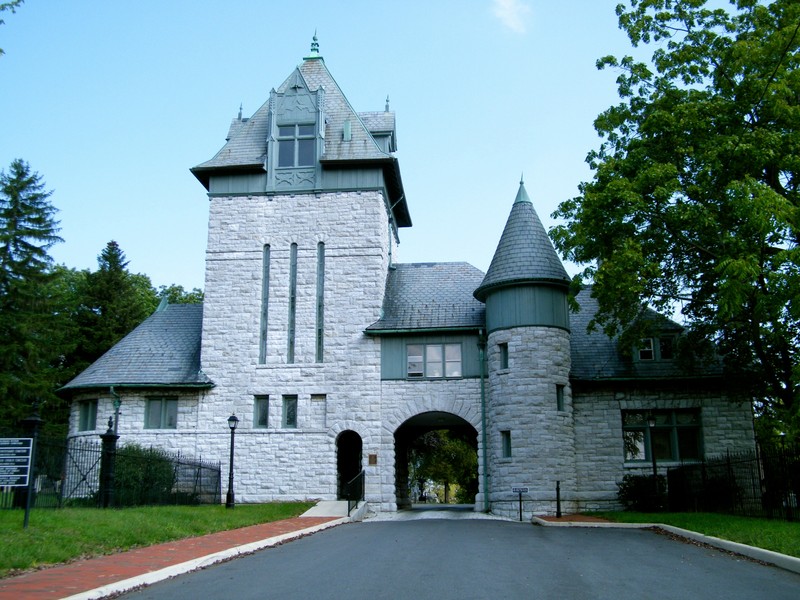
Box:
[226,414,239,509]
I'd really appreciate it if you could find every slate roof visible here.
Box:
[474,181,570,301]
[359,111,395,135]
[192,57,392,175]
[190,51,411,227]
[366,263,486,333]
[61,304,212,392]
[569,288,719,381]
[192,102,271,175]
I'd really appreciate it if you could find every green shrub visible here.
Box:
[113,444,176,506]
[617,473,667,512]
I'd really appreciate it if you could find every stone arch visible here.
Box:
[393,410,480,509]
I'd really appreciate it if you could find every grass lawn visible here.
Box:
[0,502,313,578]
[595,511,800,559]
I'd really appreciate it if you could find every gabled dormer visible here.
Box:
[266,68,325,192]
[190,37,411,231]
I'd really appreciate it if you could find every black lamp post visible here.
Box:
[225,414,239,509]
[648,414,659,509]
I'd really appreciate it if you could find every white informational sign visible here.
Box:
[0,438,33,487]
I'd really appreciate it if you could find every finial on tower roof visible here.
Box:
[515,176,531,204]
[304,31,322,60]
[520,173,524,185]
[238,103,243,120]
[385,95,390,112]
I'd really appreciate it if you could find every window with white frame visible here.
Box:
[282,395,298,428]
[145,397,178,429]
[254,395,269,429]
[406,343,462,379]
[78,399,97,432]
[638,336,676,361]
[638,338,655,360]
[622,409,702,462]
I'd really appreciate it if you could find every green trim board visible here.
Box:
[484,285,569,333]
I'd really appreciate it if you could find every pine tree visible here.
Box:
[74,241,158,368]
[0,159,63,428]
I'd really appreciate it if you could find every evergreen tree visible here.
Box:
[0,158,62,428]
[74,241,159,369]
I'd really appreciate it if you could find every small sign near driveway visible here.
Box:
[0,438,33,487]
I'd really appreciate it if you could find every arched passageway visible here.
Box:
[394,411,478,509]
[336,430,362,500]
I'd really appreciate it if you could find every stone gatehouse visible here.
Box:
[62,41,755,518]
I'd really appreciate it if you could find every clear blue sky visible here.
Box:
[0,1,634,291]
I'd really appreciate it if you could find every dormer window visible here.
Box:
[278,124,315,167]
[638,338,655,361]
[638,336,676,361]
[659,336,675,360]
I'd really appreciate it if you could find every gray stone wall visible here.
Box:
[486,326,575,519]
[68,190,395,504]
[573,385,755,511]
[198,190,392,502]
[378,379,483,512]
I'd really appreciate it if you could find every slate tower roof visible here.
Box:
[474,179,570,302]
[190,38,411,227]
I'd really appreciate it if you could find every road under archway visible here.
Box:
[394,411,478,509]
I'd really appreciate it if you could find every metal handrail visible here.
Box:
[344,469,365,517]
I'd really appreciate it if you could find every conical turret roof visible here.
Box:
[473,179,569,302]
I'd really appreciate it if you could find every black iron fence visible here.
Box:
[667,444,799,521]
[1,436,221,509]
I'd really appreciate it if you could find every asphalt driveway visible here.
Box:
[121,518,800,600]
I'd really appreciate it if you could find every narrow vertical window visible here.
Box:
[501,430,512,458]
[444,344,462,377]
[259,245,270,364]
[407,344,424,378]
[287,243,297,363]
[556,384,565,411]
[499,342,509,370]
[254,395,269,428]
[315,242,325,363]
[282,394,298,428]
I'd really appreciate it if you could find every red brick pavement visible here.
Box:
[0,516,339,600]
[537,514,610,523]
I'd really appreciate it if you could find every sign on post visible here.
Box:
[512,486,529,522]
[0,438,33,487]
